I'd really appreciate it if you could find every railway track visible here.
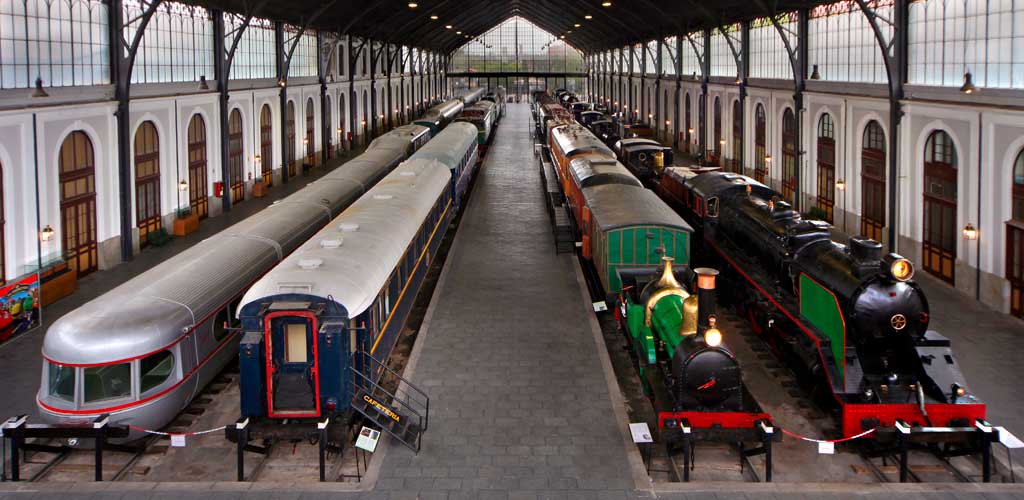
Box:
[10,370,237,482]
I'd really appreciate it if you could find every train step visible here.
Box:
[552,208,575,254]
[349,350,429,454]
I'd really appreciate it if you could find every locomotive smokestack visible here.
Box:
[694,268,719,335]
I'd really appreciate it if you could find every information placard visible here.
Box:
[629,423,653,444]
[355,426,381,453]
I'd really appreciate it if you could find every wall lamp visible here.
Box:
[963,223,978,240]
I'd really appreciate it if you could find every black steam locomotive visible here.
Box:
[666,170,985,437]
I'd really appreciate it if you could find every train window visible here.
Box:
[707,197,720,218]
[48,363,76,402]
[213,307,229,342]
[140,350,174,394]
[83,363,132,403]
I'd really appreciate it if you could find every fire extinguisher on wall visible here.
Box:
[214,181,224,197]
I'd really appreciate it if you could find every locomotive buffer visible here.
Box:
[617,259,779,482]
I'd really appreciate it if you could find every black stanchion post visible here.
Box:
[318,418,329,482]
[5,416,27,482]
[93,414,109,481]
[977,420,993,483]
[235,417,249,482]
[760,420,774,483]
[681,419,691,483]
[896,420,910,483]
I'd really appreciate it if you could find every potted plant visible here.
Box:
[253,176,267,198]
[173,207,199,236]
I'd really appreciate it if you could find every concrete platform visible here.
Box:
[368,102,645,498]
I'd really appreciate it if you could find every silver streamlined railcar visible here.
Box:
[234,123,479,425]
[414,99,464,135]
[458,87,485,106]
[36,124,432,441]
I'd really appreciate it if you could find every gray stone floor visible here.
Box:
[371,102,639,499]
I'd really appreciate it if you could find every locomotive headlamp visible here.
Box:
[704,326,723,347]
[884,254,915,281]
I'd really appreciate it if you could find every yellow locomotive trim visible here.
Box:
[370,200,452,355]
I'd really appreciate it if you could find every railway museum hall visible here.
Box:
[1,0,1024,498]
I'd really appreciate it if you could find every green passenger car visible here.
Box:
[582,184,693,295]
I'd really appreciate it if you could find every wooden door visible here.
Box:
[922,130,957,284]
[731,101,742,173]
[1007,150,1024,318]
[684,93,691,154]
[134,122,161,248]
[781,109,797,204]
[305,98,315,166]
[229,109,244,203]
[754,104,767,182]
[713,97,722,162]
[59,132,98,276]
[260,104,273,187]
[816,114,835,223]
[0,163,4,284]
[186,114,208,219]
[861,121,886,242]
[287,101,296,176]
[325,99,333,160]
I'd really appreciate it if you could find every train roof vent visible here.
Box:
[373,194,394,200]
[339,222,359,232]
[320,237,342,249]
[299,258,323,270]
[399,171,417,177]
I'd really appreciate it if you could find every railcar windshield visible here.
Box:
[83,362,131,403]
[47,362,75,402]
[140,350,174,394]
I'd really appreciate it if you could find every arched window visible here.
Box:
[684,93,691,154]
[922,130,958,284]
[59,131,97,276]
[325,95,333,159]
[186,114,208,219]
[861,121,887,242]
[781,108,797,203]
[754,103,767,182]
[228,109,244,203]
[731,100,742,173]
[713,96,722,163]
[260,104,273,186]
[305,97,315,165]
[1007,149,1024,317]
[286,101,296,176]
[816,114,836,223]
[133,121,161,248]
